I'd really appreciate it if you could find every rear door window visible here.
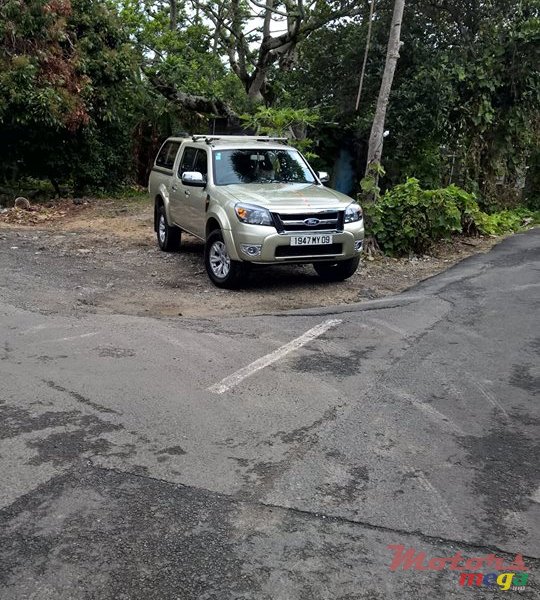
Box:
[193,150,208,177]
[155,141,180,170]
[178,146,198,176]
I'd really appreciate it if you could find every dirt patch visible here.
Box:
[0,198,91,225]
[0,196,503,318]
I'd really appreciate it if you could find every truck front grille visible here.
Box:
[272,211,343,233]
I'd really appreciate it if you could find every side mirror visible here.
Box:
[182,171,206,187]
[318,171,330,184]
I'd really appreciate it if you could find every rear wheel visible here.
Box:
[156,205,181,252]
[313,256,360,282]
[205,230,246,289]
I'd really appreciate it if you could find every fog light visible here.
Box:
[240,244,262,257]
[354,240,363,252]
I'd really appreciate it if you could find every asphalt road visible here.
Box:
[0,229,539,599]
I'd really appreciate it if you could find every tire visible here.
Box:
[205,229,246,289]
[313,256,360,282]
[156,204,181,252]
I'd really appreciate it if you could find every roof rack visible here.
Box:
[191,134,289,144]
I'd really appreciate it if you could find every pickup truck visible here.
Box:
[148,135,364,288]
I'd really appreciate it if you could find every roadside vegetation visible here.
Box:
[364,179,539,255]
[1,0,538,257]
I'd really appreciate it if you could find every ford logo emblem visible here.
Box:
[304,218,320,226]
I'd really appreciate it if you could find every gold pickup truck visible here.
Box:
[148,135,364,288]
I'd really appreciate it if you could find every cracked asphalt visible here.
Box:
[0,229,539,599]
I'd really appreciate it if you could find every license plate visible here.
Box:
[290,235,333,246]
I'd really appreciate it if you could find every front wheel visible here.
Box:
[205,230,246,289]
[313,256,360,282]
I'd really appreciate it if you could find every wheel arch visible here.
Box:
[205,209,239,261]
[206,217,221,238]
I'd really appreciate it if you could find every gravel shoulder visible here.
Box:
[0,196,503,318]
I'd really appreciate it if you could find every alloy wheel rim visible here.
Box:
[158,215,166,243]
[209,241,231,278]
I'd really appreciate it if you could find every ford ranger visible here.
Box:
[148,135,364,288]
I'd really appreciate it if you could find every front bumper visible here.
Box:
[227,221,365,264]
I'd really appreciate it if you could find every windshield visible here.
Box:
[212,148,316,185]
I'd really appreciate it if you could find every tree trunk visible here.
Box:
[355,0,376,112]
[170,0,177,30]
[365,0,405,176]
[247,68,268,103]
[49,177,61,198]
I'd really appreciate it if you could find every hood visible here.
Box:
[220,183,354,211]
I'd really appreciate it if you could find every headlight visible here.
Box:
[234,203,273,226]
[344,203,363,224]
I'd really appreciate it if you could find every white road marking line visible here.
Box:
[405,467,456,524]
[19,323,51,335]
[39,332,99,344]
[384,386,465,435]
[408,398,465,435]
[208,319,342,394]
[368,317,408,337]
[157,334,184,348]
[474,381,510,420]
[506,283,540,292]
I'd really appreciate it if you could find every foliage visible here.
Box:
[281,0,540,205]
[434,1,540,207]
[0,0,142,193]
[365,178,539,255]
[474,208,540,236]
[365,179,462,255]
[192,0,364,103]
[0,0,89,131]
[523,144,540,210]
[360,162,386,201]
[118,0,237,101]
[0,0,538,207]
[239,107,320,156]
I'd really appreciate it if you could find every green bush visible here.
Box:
[475,208,539,235]
[364,178,539,255]
[364,178,462,255]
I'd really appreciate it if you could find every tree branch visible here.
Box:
[147,71,238,120]
[249,0,290,19]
